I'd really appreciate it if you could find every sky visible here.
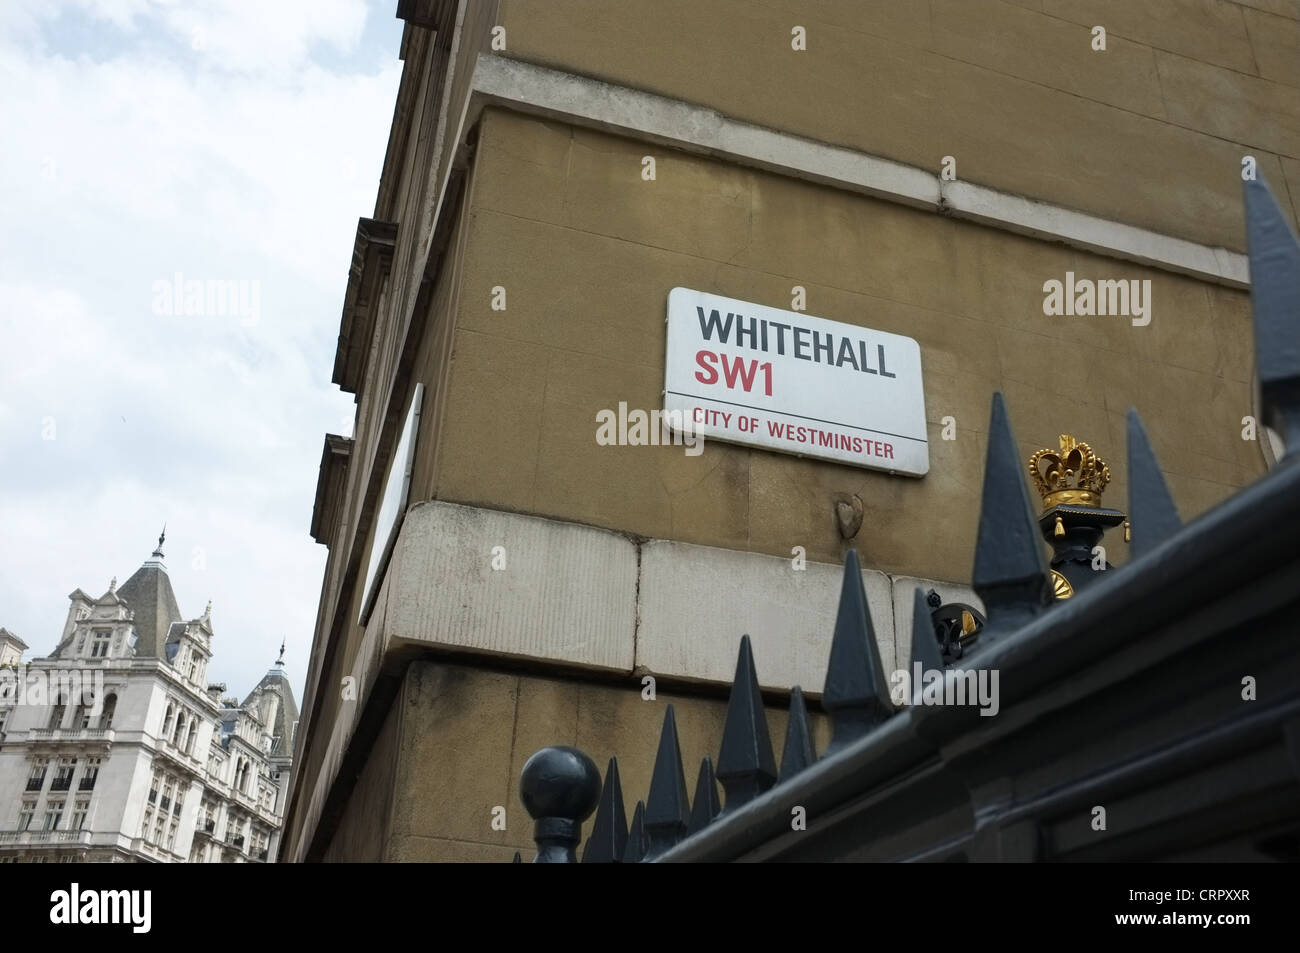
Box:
[0,0,405,702]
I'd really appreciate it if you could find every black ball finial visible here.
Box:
[519,746,601,863]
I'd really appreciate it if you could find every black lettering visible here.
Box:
[878,344,896,379]
[697,308,733,343]
[769,321,790,355]
[811,331,833,364]
[859,339,877,374]
[735,315,758,349]
[835,338,859,370]
[793,327,811,360]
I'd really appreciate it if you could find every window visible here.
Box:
[17,800,35,831]
[141,809,154,841]
[43,799,64,831]
[186,720,198,756]
[77,707,91,730]
[90,630,111,658]
[51,758,75,792]
[165,821,177,850]
[148,773,159,804]
[48,704,65,730]
[100,695,116,730]
[162,703,174,738]
[71,800,89,830]
[79,758,100,791]
[153,816,165,844]
[26,759,48,793]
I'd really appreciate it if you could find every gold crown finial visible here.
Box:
[1028,434,1111,510]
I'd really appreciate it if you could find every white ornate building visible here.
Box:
[0,533,297,862]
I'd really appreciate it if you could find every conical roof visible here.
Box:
[115,534,183,659]
[241,660,300,757]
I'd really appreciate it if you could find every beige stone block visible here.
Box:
[389,664,519,846]
[931,0,1167,117]
[1166,473,1239,521]
[936,60,1254,251]
[1127,273,1229,380]
[1155,51,1300,157]
[746,449,866,564]
[562,125,757,265]
[636,540,894,692]
[1209,286,1257,386]
[1232,0,1300,19]
[387,834,524,863]
[1282,157,1300,231]
[569,683,717,818]
[530,345,673,536]
[471,109,574,224]
[382,501,638,671]
[452,207,689,361]
[750,0,935,46]
[998,380,1115,467]
[890,576,986,673]
[502,676,582,851]
[1040,0,1259,74]
[1242,7,1300,86]
[436,327,549,511]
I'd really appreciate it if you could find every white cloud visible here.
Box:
[0,0,401,699]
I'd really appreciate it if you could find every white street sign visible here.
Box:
[664,288,929,475]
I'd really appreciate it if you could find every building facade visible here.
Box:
[283,0,1299,862]
[0,535,297,863]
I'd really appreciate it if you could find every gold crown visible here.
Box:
[1029,434,1111,510]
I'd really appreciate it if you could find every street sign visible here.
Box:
[664,288,928,475]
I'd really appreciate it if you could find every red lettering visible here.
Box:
[694,350,718,385]
[720,354,759,392]
[883,443,894,459]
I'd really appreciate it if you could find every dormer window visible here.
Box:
[90,630,111,658]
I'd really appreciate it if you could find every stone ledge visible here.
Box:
[381,500,639,672]
[637,539,894,694]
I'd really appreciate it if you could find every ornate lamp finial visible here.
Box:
[1029,434,1112,512]
[1028,434,1127,599]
